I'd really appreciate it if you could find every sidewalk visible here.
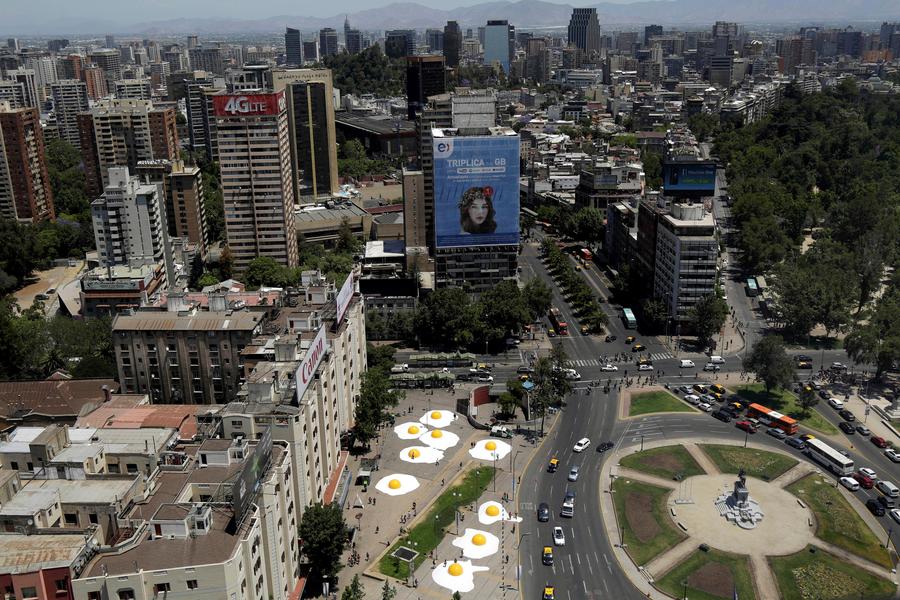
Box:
[332,384,541,600]
[657,308,746,360]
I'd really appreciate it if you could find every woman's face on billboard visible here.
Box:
[467,196,489,226]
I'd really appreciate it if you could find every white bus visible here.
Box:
[805,438,854,476]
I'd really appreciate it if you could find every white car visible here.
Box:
[573,438,591,452]
[891,509,900,526]
[475,375,494,383]
[827,398,844,410]
[859,467,878,481]
[703,363,721,372]
[684,394,701,405]
[638,363,654,371]
[840,476,860,491]
[553,526,566,546]
[697,402,713,412]
[679,359,695,368]
[600,364,618,372]
[886,449,900,463]
[565,369,581,381]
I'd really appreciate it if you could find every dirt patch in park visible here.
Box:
[624,492,660,542]
[687,562,734,598]
[641,453,685,475]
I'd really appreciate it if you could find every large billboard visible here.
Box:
[662,161,717,194]
[294,324,328,402]
[335,273,353,326]
[213,92,286,117]
[232,426,273,522]
[433,134,520,249]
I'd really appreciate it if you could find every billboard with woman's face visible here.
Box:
[433,133,520,248]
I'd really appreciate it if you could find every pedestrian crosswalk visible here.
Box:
[566,352,673,368]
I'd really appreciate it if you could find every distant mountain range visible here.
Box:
[8,0,900,36]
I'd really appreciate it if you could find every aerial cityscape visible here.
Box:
[0,0,899,598]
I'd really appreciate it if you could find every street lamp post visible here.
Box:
[744,429,749,448]
[886,527,893,549]
[682,579,688,600]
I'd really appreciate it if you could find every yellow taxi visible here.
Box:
[542,546,554,565]
[548,458,559,473]
[693,384,709,394]
[580,325,590,335]
[543,586,555,600]
[637,357,652,366]
[710,384,726,395]
[632,343,646,352]
[625,336,636,344]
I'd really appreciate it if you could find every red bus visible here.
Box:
[747,403,798,435]
[580,248,592,262]
[548,307,568,335]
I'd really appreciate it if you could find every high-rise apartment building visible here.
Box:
[443,21,462,68]
[484,20,515,73]
[272,69,339,200]
[135,159,209,258]
[26,56,58,101]
[213,91,299,270]
[568,8,601,55]
[776,36,816,73]
[8,69,39,108]
[644,24,663,45]
[81,64,108,99]
[285,27,303,66]
[319,28,338,58]
[58,54,83,80]
[0,102,54,222]
[303,41,318,63]
[0,80,28,109]
[91,166,164,266]
[188,47,224,76]
[427,29,444,52]
[88,48,122,87]
[525,38,551,83]
[184,79,221,159]
[114,78,153,99]
[346,29,363,55]
[406,55,446,121]
[105,35,116,49]
[79,99,179,198]
[50,79,89,148]
[402,167,426,250]
[148,61,170,90]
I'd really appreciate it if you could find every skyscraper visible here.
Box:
[8,69,39,108]
[81,65,109,100]
[58,54,83,81]
[319,29,338,58]
[285,27,303,67]
[443,21,462,68]
[644,24,663,46]
[105,35,116,49]
[88,48,123,87]
[91,166,164,267]
[346,30,363,55]
[385,30,416,59]
[406,56,446,121]
[0,101,54,222]
[50,79,89,148]
[303,41,318,63]
[484,20,514,73]
[568,8,601,54]
[426,29,444,52]
[213,91,299,270]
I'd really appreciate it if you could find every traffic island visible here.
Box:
[786,473,893,569]
[733,384,838,435]
[620,444,706,481]
[656,547,757,600]
[627,390,698,416]
[377,466,495,580]
[769,545,896,600]
[611,478,686,565]
[699,444,798,482]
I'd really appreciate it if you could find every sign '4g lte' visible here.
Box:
[213,91,285,117]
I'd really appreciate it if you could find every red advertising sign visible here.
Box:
[294,324,328,402]
[213,91,286,117]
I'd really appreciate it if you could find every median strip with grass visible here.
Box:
[620,444,706,481]
[378,466,495,580]
[628,391,696,416]
[733,384,838,435]
[786,474,892,569]
[656,548,757,600]
[699,444,798,482]
[769,545,895,600]
[611,477,685,565]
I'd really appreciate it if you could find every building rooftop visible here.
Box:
[0,532,91,574]
[294,202,368,223]
[50,444,104,464]
[335,111,416,136]
[364,240,405,260]
[2,478,137,509]
[112,309,263,332]
[0,379,118,426]
[75,405,207,440]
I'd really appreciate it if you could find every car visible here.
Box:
[697,402,713,412]
[547,458,559,473]
[543,586,556,600]
[600,364,618,371]
[680,359,695,368]
[860,467,879,480]
[855,425,870,436]
[548,329,556,337]
[693,384,709,394]
[638,363,654,371]
[632,343,646,352]
[712,411,732,423]
[537,501,551,521]
[552,527,565,546]
[786,437,806,449]
[573,438,591,452]
[878,495,897,510]
[818,390,830,400]
[542,546,554,565]
[625,336,636,344]
[565,370,581,381]
[475,375,494,383]
[838,409,855,422]
[799,434,816,442]
[597,441,614,453]
[866,498,886,517]
[675,385,691,394]
[568,466,580,482]
[710,384,726,395]
[703,363,721,372]
[580,325,590,335]
[853,472,875,489]
[876,480,899,498]
[517,366,535,374]
[871,436,890,449]
[840,476,860,491]
[564,490,576,504]
[684,394,701,405]
[796,354,813,363]
[766,427,787,440]
[605,335,618,342]
[701,394,718,404]
[830,362,848,371]
[797,361,813,369]
[885,448,900,463]
[839,422,856,434]
[890,509,900,525]
[736,420,757,433]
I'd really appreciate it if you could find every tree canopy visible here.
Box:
[324,46,405,97]
[298,502,349,588]
[742,336,794,396]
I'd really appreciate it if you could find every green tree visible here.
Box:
[548,342,572,400]
[641,151,662,189]
[640,298,669,334]
[845,289,900,379]
[366,342,397,373]
[244,256,293,289]
[351,369,403,449]
[414,288,481,350]
[687,112,719,143]
[196,272,220,288]
[341,575,365,600]
[531,356,555,437]
[522,278,552,321]
[689,294,728,348]
[572,207,605,245]
[298,502,349,587]
[798,384,819,415]
[742,336,794,396]
[380,581,396,600]
[336,217,361,253]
